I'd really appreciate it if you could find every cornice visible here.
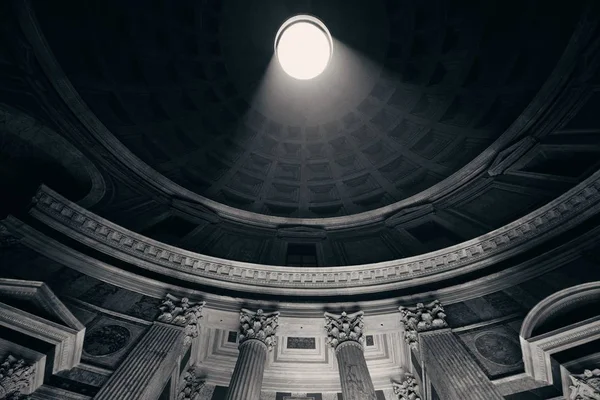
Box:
[13,0,600,229]
[21,167,600,295]
[3,214,599,316]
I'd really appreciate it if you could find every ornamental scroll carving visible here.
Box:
[0,354,35,400]
[238,309,279,350]
[570,369,600,400]
[392,374,421,400]
[157,294,205,346]
[178,366,204,400]
[399,300,448,350]
[324,311,365,349]
[0,225,19,248]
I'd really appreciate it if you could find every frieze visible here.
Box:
[569,369,600,400]
[238,309,279,350]
[324,311,365,349]
[392,374,421,400]
[20,171,600,294]
[158,294,205,347]
[0,355,35,399]
[399,300,448,350]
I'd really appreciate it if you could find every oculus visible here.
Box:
[275,15,333,80]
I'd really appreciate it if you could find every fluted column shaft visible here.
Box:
[224,339,268,400]
[95,322,184,400]
[335,341,377,400]
[420,329,504,400]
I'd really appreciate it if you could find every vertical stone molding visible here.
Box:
[419,330,504,400]
[157,294,205,347]
[179,366,205,400]
[324,311,377,400]
[398,300,448,350]
[0,354,35,399]
[392,373,421,400]
[569,369,600,399]
[225,309,279,400]
[95,322,185,400]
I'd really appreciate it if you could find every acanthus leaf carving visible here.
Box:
[392,373,421,400]
[238,309,279,350]
[0,354,35,399]
[570,369,600,400]
[399,300,448,350]
[157,294,205,347]
[178,366,204,400]
[324,310,365,349]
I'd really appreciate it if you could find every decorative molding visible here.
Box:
[487,136,537,177]
[520,282,600,383]
[0,354,35,399]
[392,374,421,400]
[324,311,365,349]
[157,294,205,347]
[179,366,205,400]
[238,309,279,350]
[22,170,600,295]
[0,279,85,375]
[569,369,600,400]
[3,212,600,317]
[399,300,447,350]
[0,225,19,248]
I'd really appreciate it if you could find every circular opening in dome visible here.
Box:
[275,15,333,80]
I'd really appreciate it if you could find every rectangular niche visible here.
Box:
[227,331,238,343]
[287,337,316,349]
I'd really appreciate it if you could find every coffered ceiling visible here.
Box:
[32,0,581,217]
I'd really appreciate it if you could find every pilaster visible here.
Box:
[157,294,205,348]
[94,322,184,400]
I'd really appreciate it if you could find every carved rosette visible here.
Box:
[392,374,421,400]
[399,300,448,350]
[238,309,279,350]
[178,366,204,400]
[324,311,365,349]
[157,294,205,347]
[0,354,35,399]
[569,369,600,400]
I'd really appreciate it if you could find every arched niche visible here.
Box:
[520,282,600,384]
[0,104,105,216]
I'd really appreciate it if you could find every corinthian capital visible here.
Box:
[238,308,279,350]
[324,310,365,349]
[392,374,421,400]
[0,354,35,399]
[178,366,205,400]
[569,369,600,400]
[399,300,448,350]
[157,294,205,346]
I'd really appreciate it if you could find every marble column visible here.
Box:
[225,309,279,400]
[95,322,185,400]
[324,311,377,400]
[399,301,503,400]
